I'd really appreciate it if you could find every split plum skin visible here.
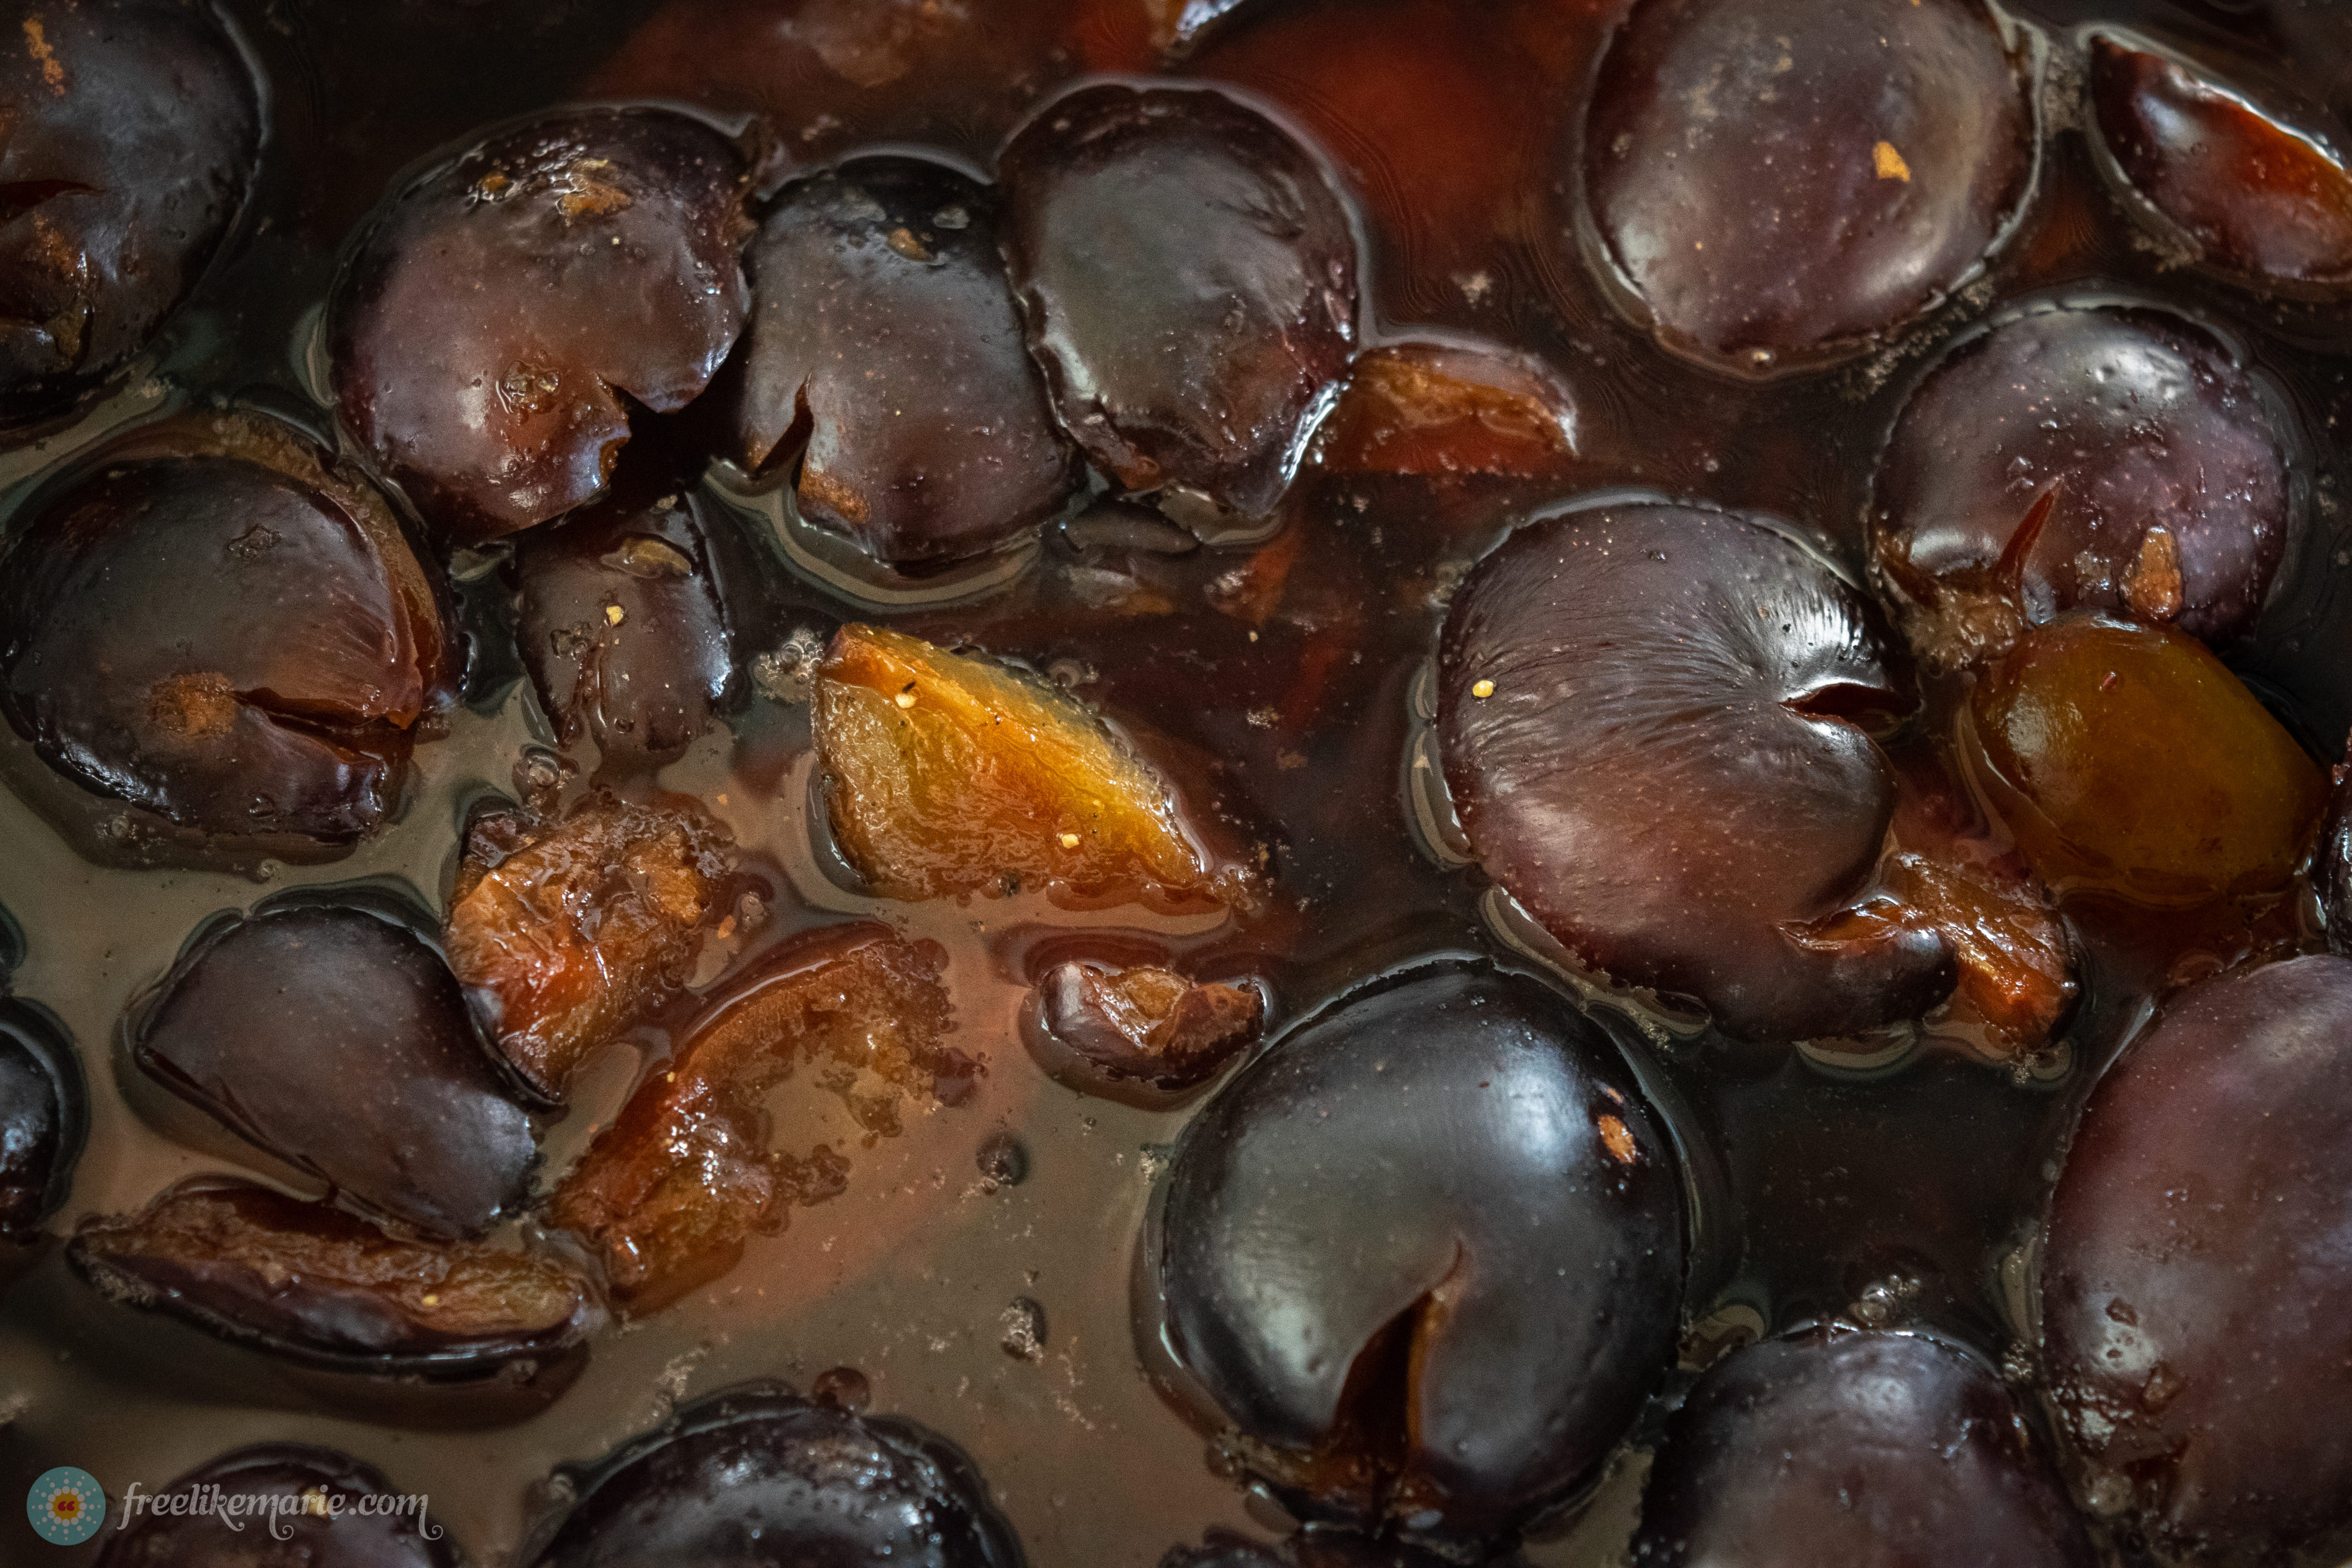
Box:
[1438,503,1954,1044]
[1581,0,2033,374]
[0,0,263,424]
[522,1382,1022,1568]
[731,153,1079,565]
[1152,965,1683,1542]
[328,106,751,543]
[0,413,455,855]
[1870,303,2298,668]
[1000,81,1359,520]
[2039,955,2352,1563]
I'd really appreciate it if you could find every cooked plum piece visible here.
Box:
[1439,504,1955,1042]
[2321,738,2352,953]
[132,900,535,1239]
[445,793,734,1101]
[547,922,959,1306]
[1880,851,2075,1058]
[70,1178,597,1377]
[1000,83,1358,519]
[1161,1529,1464,1568]
[1311,339,1579,481]
[514,490,739,765]
[1965,615,2323,908]
[0,0,261,424]
[1153,966,1683,1541]
[1631,1329,2093,1566]
[2092,36,2352,290]
[0,414,453,850]
[98,1444,462,1567]
[731,155,1078,564]
[814,623,1245,911]
[1581,0,2031,373]
[2040,956,2352,1562]
[0,997,82,1238]
[1023,959,1262,1097]
[1870,306,2296,668]
[523,1382,1021,1567]
[328,107,750,543]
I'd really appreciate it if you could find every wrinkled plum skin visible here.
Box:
[132,902,536,1239]
[96,1444,462,1568]
[2040,956,2352,1562]
[2092,36,2352,289]
[0,998,81,1236]
[1439,504,1954,1042]
[1631,1329,2093,1566]
[0,0,261,424]
[0,436,453,848]
[734,155,1078,564]
[1155,966,1683,1540]
[1582,0,2031,372]
[524,1383,1021,1568]
[329,108,750,543]
[1001,83,1358,519]
[1871,306,2295,663]
[514,489,738,764]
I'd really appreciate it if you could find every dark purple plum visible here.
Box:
[521,1382,1021,1567]
[130,899,536,1239]
[1021,958,1262,1103]
[1438,503,1955,1042]
[514,486,740,765]
[2092,35,2352,292]
[731,154,1078,564]
[1152,965,1683,1542]
[1161,1529,1469,1568]
[1870,305,2296,668]
[97,1443,460,1567]
[70,1178,598,1386]
[1631,1328,2093,1566]
[2039,955,2352,1562]
[1581,0,2032,374]
[0,0,261,424]
[329,108,750,543]
[1000,83,1357,520]
[0,995,82,1239]
[0,414,455,852]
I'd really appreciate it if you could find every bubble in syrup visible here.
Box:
[811,1365,871,1412]
[977,1132,1028,1190]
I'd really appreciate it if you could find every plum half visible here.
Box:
[1152,964,1683,1542]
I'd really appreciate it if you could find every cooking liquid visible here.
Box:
[2,0,2350,1562]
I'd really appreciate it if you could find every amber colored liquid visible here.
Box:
[4,0,2351,1563]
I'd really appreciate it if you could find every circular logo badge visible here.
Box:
[26,1467,105,1545]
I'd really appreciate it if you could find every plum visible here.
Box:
[814,623,1247,911]
[1438,503,1955,1042]
[2321,736,2352,952]
[1152,965,1683,1541]
[98,1444,460,1567]
[1965,615,2323,908]
[328,107,750,543]
[2092,35,2352,291]
[445,793,735,1101]
[1161,1529,1466,1568]
[1000,83,1358,519]
[1311,339,1579,482]
[1870,305,2296,668]
[546,922,962,1307]
[1581,0,2032,373]
[0,413,454,851]
[731,154,1078,564]
[131,898,536,1239]
[1021,959,1262,1100]
[0,994,82,1239]
[71,1178,597,1380]
[2040,955,2352,1562]
[1630,1328,2093,1566]
[513,487,740,765]
[0,0,262,424]
[523,1383,1020,1566]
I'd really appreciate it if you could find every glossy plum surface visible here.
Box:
[96,1443,462,1567]
[1154,965,1683,1541]
[0,995,79,1239]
